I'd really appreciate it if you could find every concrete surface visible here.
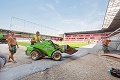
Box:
[0,43,98,80]
[22,51,120,80]
[0,44,33,69]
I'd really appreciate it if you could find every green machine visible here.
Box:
[26,40,78,61]
[0,34,7,43]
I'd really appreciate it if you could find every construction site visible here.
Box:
[0,0,120,80]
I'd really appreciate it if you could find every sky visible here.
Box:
[0,0,108,36]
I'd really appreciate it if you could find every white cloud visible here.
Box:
[79,3,83,6]
[61,18,102,32]
[54,0,60,4]
[88,3,98,17]
[85,1,89,4]
[38,3,55,12]
[73,6,77,8]
[89,20,102,29]
[78,21,87,26]
[79,20,102,30]
[46,4,55,10]
[38,1,104,33]
[38,6,49,11]
[63,19,85,25]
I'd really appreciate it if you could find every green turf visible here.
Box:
[55,42,89,48]
[18,41,90,48]
[18,42,30,47]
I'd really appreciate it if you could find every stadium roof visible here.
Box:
[108,27,120,37]
[102,0,120,37]
[64,30,107,35]
[103,9,120,32]
[102,0,120,29]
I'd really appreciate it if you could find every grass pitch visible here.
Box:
[55,42,89,48]
[18,41,90,48]
[18,42,30,47]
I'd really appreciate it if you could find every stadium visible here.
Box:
[0,0,120,49]
[0,0,120,80]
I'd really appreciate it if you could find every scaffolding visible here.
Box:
[108,32,120,51]
[10,17,59,37]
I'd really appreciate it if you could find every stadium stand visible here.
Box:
[0,29,61,41]
[63,0,120,42]
[0,0,119,43]
[63,0,120,51]
[64,31,110,42]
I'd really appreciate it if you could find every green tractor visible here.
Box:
[0,34,7,43]
[26,40,78,61]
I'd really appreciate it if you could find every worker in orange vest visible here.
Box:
[103,38,111,54]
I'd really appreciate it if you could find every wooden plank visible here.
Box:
[101,54,120,59]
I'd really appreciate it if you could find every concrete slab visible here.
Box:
[0,42,101,80]
[81,43,97,48]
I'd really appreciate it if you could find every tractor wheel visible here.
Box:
[0,53,8,65]
[52,51,62,61]
[31,49,42,61]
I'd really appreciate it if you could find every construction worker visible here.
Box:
[31,31,41,45]
[103,38,111,54]
[7,31,19,63]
